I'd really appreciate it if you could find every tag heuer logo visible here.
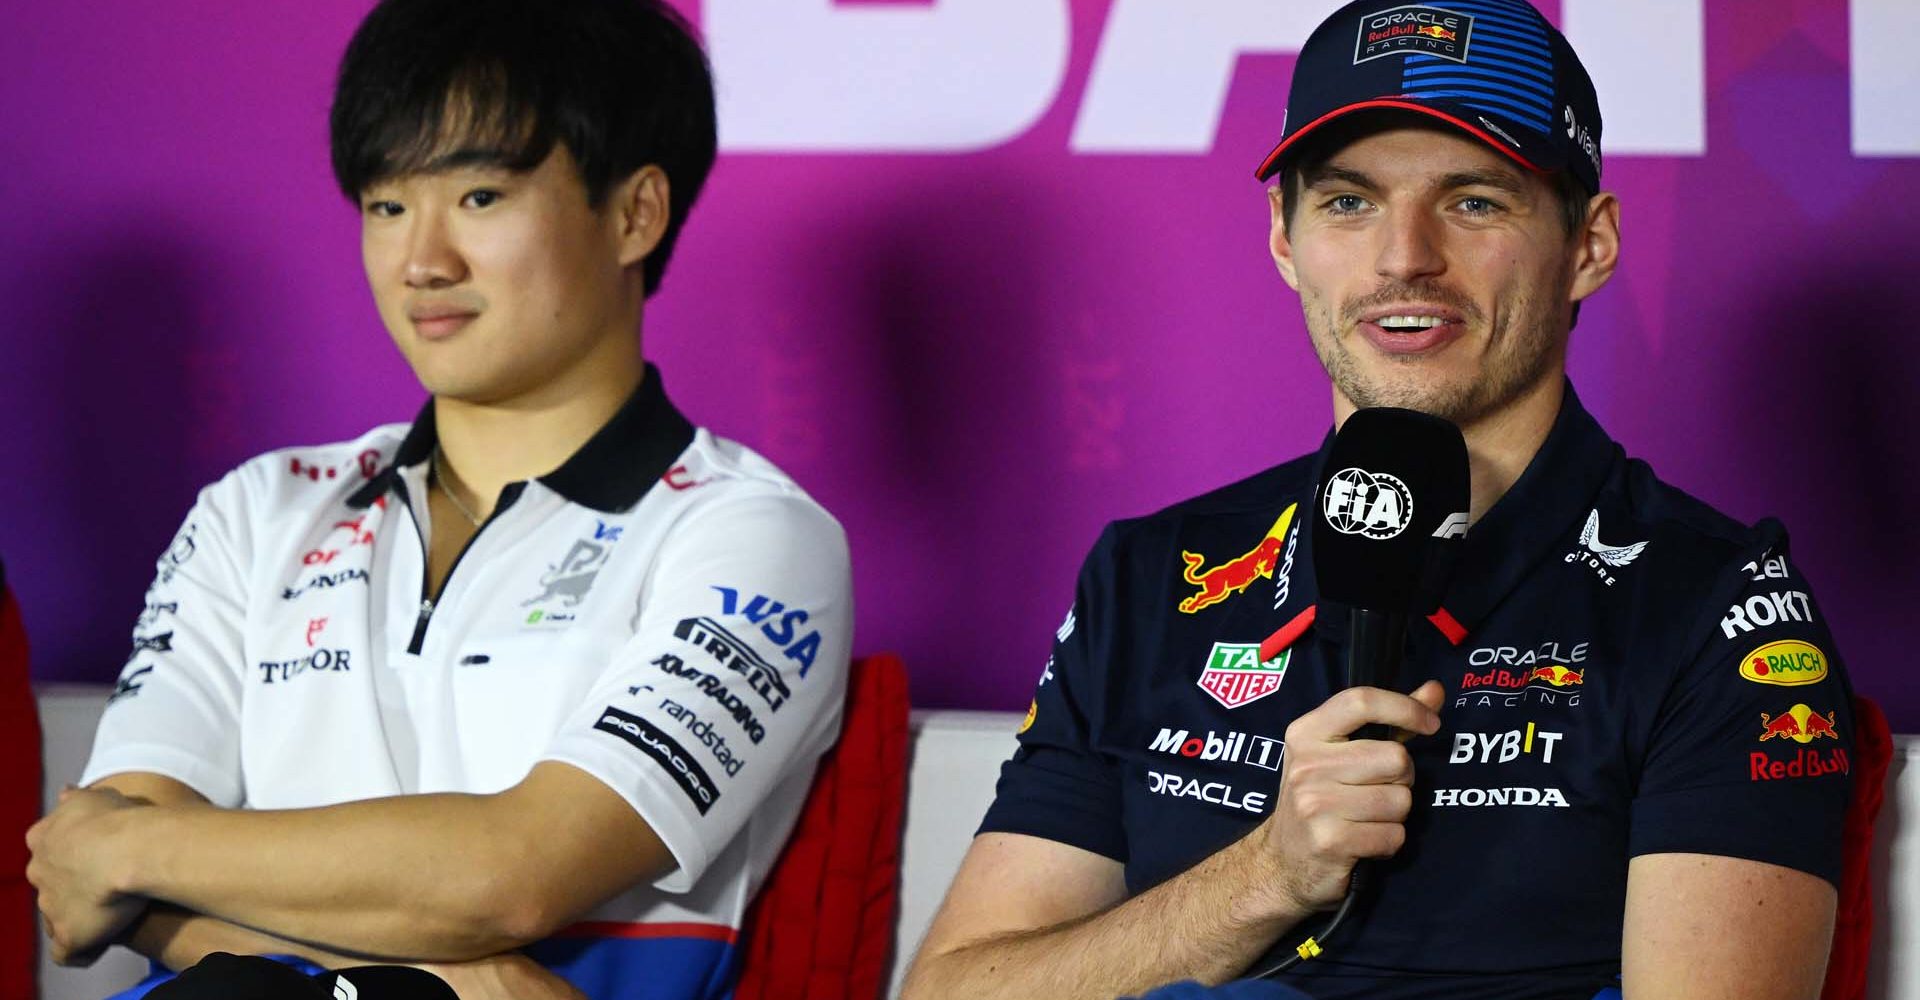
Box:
[1196,642,1291,709]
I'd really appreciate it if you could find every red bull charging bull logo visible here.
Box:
[1527,665,1584,688]
[1757,703,1840,744]
[1415,25,1456,41]
[1177,504,1297,614]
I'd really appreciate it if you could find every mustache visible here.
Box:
[1343,283,1481,325]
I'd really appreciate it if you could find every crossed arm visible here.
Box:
[26,761,673,996]
[901,684,1838,1000]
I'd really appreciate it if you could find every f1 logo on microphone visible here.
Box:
[1322,467,1413,539]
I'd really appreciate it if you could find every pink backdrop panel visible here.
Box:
[3,1,1916,727]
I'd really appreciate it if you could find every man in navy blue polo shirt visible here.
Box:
[902,2,1853,998]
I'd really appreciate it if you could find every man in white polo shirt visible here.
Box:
[24,2,851,999]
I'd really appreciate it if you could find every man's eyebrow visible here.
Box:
[1301,165,1378,191]
[1436,168,1527,195]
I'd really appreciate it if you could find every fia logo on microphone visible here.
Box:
[1322,467,1412,539]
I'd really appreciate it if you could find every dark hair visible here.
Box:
[329,0,717,296]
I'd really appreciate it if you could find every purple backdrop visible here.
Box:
[4,1,1917,727]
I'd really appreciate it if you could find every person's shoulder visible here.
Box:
[1611,456,1784,577]
[1110,452,1319,540]
[666,427,846,539]
[191,422,411,518]
[1076,452,1319,575]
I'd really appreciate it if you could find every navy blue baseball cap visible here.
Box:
[1255,0,1603,195]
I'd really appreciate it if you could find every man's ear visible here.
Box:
[613,165,671,269]
[1269,185,1301,291]
[1569,191,1620,306]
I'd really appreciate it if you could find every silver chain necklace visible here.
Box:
[431,447,484,527]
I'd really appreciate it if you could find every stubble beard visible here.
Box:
[1303,287,1563,428]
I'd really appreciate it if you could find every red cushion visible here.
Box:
[735,653,910,1000]
[0,574,42,1000]
[1821,694,1892,1000]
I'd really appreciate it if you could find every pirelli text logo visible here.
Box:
[674,616,792,712]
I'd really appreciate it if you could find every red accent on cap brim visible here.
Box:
[1254,99,1548,181]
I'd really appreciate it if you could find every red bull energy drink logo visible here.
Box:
[1757,703,1839,744]
[1750,747,1849,782]
[1738,639,1828,687]
[1196,641,1292,710]
[1528,665,1585,688]
[1177,504,1297,614]
[1415,25,1456,41]
[1460,664,1583,692]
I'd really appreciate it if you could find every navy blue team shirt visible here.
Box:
[982,384,1855,1000]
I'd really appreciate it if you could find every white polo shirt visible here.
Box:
[84,367,852,1000]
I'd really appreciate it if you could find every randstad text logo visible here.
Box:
[1739,640,1828,687]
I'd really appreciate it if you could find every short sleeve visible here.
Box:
[1630,529,1854,886]
[541,491,853,892]
[81,477,251,806]
[977,525,1127,862]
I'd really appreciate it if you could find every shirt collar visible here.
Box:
[1433,381,1618,636]
[1297,380,1619,643]
[347,363,696,514]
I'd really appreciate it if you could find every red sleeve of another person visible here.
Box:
[0,572,42,999]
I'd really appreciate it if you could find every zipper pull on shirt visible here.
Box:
[408,598,434,654]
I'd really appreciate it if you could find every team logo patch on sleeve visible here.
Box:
[594,706,720,814]
[1196,642,1291,709]
[1757,703,1840,744]
[1739,640,1829,686]
[1178,504,1297,614]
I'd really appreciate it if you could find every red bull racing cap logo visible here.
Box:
[1196,641,1292,710]
[1177,504,1297,614]
[1354,4,1474,65]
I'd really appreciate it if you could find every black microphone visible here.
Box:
[1259,408,1468,978]
[1313,406,1470,731]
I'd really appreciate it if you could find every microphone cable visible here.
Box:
[1252,877,1360,978]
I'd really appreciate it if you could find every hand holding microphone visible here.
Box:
[1257,680,1444,914]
